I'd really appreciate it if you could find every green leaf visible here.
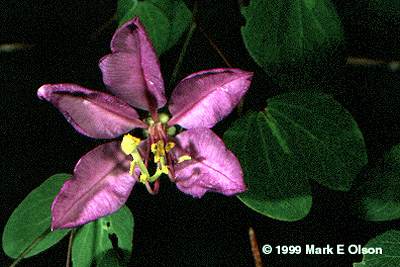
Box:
[224,110,312,221]
[241,0,344,89]
[357,144,400,221]
[2,174,71,258]
[223,91,367,220]
[117,0,192,56]
[72,205,134,267]
[353,230,400,266]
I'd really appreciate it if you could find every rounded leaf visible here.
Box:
[224,91,367,220]
[356,144,400,221]
[353,230,400,266]
[117,0,192,56]
[72,205,134,267]
[224,111,312,221]
[2,174,71,258]
[241,0,344,89]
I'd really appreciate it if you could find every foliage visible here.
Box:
[3,0,400,266]
[223,91,367,220]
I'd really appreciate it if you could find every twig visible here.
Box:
[0,43,35,53]
[168,22,197,89]
[167,0,199,89]
[9,227,53,267]
[347,56,400,71]
[249,227,263,267]
[87,13,118,42]
[198,25,233,68]
[66,228,74,267]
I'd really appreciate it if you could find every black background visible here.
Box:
[1,0,400,266]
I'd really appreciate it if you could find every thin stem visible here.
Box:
[198,23,245,112]
[198,25,233,68]
[166,152,176,182]
[9,227,53,267]
[347,56,400,71]
[168,22,197,89]
[197,21,247,112]
[144,180,159,194]
[87,13,118,42]
[249,227,263,267]
[66,228,74,267]
[167,0,198,89]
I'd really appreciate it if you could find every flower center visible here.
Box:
[151,140,175,174]
[121,113,179,194]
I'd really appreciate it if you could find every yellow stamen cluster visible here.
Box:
[151,141,165,163]
[121,134,177,184]
[122,134,149,181]
[150,140,175,175]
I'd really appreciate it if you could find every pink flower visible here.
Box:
[38,16,253,230]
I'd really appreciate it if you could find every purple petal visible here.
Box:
[168,68,253,129]
[172,128,247,198]
[38,84,147,139]
[99,16,166,116]
[51,141,136,229]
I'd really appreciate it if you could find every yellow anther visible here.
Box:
[151,143,157,153]
[161,165,169,174]
[178,155,192,163]
[157,141,165,156]
[165,142,175,153]
[151,140,167,163]
[121,134,140,155]
[140,174,148,183]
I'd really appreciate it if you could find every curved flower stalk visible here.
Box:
[38,16,253,230]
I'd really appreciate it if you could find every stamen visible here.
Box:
[165,142,175,153]
[121,134,152,183]
[140,174,148,183]
[178,155,192,163]
[121,134,140,155]
[151,143,159,162]
[129,161,136,176]
[157,141,165,156]
[159,157,169,175]
[121,123,177,193]
[151,140,166,163]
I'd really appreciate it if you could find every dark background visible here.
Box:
[1,0,400,266]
